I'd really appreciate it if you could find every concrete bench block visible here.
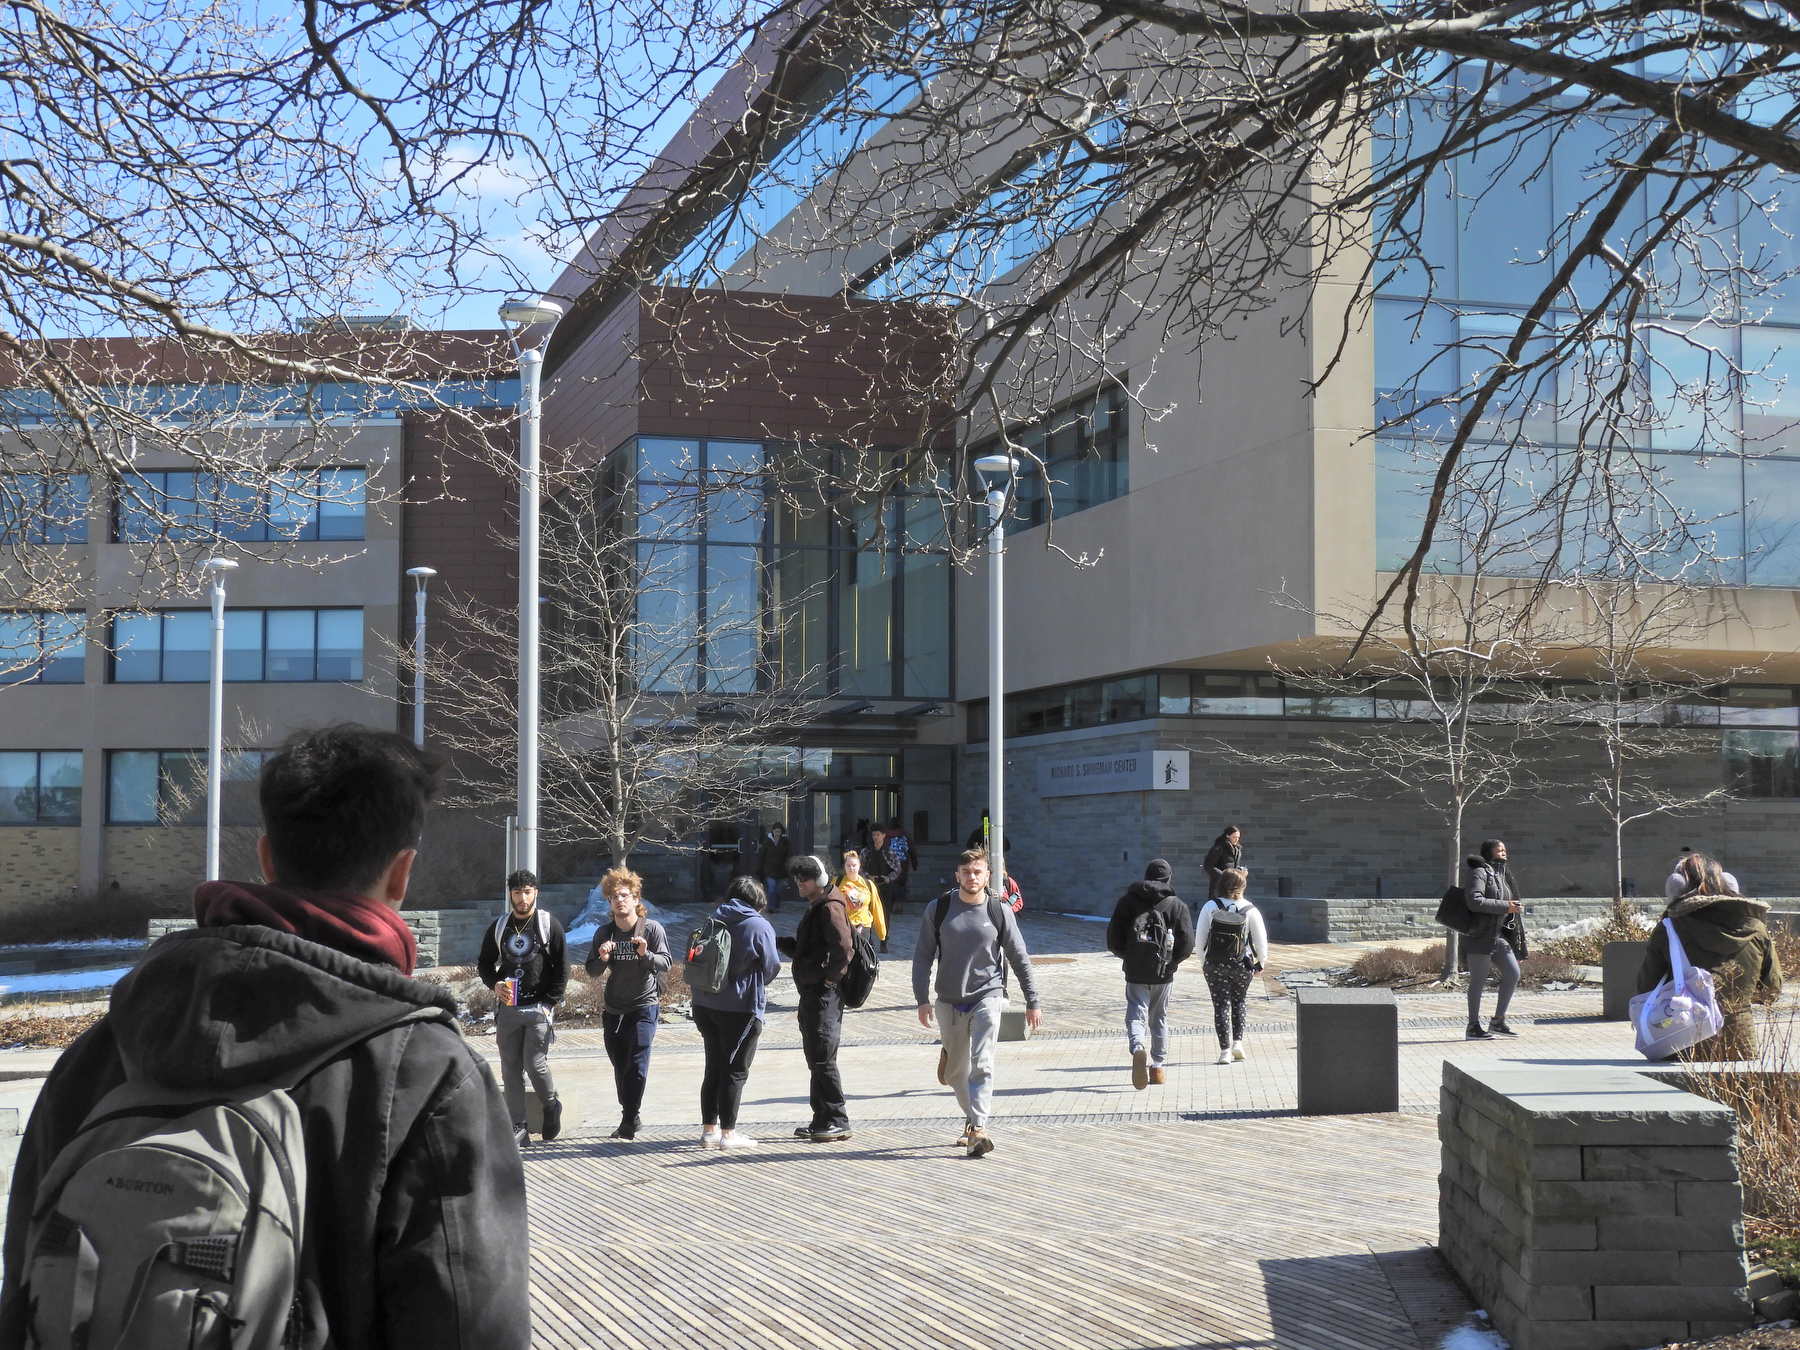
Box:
[1583,1145,1740,1182]
[1602,942,1649,1021]
[525,1087,576,1136]
[999,1006,1033,1041]
[1295,987,1397,1115]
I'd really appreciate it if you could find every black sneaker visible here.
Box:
[1490,1018,1519,1037]
[513,1126,530,1150]
[809,1126,852,1142]
[794,1125,815,1138]
[541,1097,564,1142]
[1466,1023,1496,1040]
[609,1116,639,1141]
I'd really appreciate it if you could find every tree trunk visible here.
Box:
[1440,793,1465,983]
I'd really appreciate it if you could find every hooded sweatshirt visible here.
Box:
[690,896,782,1019]
[0,892,529,1350]
[1106,860,1197,985]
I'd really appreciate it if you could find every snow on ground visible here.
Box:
[0,938,147,952]
[1440,1319,1509,1350]
[0,966,132,996]
[1527,912,1655,943]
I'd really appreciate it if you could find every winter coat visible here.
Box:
[1464,857,1528,958]
[477,907,569,1009]
[0,923,530,1350]
[789,888,854,989]
[1637,892,1783,1060]
[690,897,782,1020]
[1106,880,1197,984]
[1204,839,1243,897]
[585,918,672,1012]
[837,875,887,941]
[756,832,792,879]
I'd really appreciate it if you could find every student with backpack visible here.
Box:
[913,848,1042,1157]
[838,846,889,953]
[776,855,856,1142]
[585,867,671,1141]
[1194,868,1268,1065]
[479,867,570,1148]
[689,877,782,1149]
[1105,859,1196,1089]
[0,725,529,1350]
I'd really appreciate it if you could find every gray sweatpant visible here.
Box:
[496,1004,557,1130]
[1125,982,1172,1064]
[936,993,1003,1130]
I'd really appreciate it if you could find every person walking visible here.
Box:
[757,821,792,912]
[913,848,1042,1158]
[1638,853,1783,1060]
[479,868,570,1147]
[2,725,531,1348]
[885,818,914,911]
[1203,826,1243,900]
[1106,858,1196,1089]
[585,867,670,1141]
[694,877,782,1149]
[838,847,889,953]
[862,825,898,921]
[1463,840,1527,1040]
[779,855,855,1142]
[1194,868,1267,1064]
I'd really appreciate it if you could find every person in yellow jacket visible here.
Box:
[837,847,889,953]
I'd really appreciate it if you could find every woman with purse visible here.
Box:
[1637,853,1782,1060]
[1463,840,1528,1040]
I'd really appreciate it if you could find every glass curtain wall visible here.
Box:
[632,437,953,697]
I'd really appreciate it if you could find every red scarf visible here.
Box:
[193,880,417,976]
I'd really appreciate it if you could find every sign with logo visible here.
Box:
[1037,749,1190,797]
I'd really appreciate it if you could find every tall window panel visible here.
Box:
[114,468,366,543]
[0,475,89,543]
[986,386,1129,533]
[110,610,363,682]
[0,612,85,684]
[0,751,81,823]
[107,749,265,824]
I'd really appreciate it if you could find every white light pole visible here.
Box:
[973,453,1019,899]
[406,567,436,748]
[202,557,239,881]
[498,294,565,875]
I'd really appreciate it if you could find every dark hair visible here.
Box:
[506,869,538,891]
[728,876,768,912]
[259,724,445,892]
[768,821,784,834]
[1676,853,1726,896]
[957,847,988,868]
[1214,826,1239,846]
[1479,839,1506,862]
[788,854,827,885]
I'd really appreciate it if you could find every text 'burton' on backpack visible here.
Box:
[19,1007,452,1350]
[1204,900,1254,965]
[1131,905,1176,977]
[685,917,733,994]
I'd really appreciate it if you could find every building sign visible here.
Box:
[1038,749,1190,797]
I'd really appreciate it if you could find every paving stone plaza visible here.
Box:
[487,908,1800,1350]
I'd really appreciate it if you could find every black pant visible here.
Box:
[1204,961,1254,1048]
[602,1004,660,1121]
[797,983,847,1131]
[693,1005,763,1130]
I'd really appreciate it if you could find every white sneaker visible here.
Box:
[720,1132,759,1150]
[1216,1048,1233,1065]
[1231,1041,1247,1061]
[701,1129,722,1149]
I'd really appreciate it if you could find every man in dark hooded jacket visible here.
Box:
[0,724,529,1350]
[1106,858,1196,1090]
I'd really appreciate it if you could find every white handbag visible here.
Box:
[1630,918,1726,1059]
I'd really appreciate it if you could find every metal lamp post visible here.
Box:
[202,557,239,881]
[405,567,436,748]
[498,294,566,875]
[973,454,1019,898]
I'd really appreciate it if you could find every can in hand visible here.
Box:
[504,977,519,1006]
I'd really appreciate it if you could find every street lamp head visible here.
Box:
[406,566,437,579]
[498,295,565,327]
[973,454,1020,477]
[201,557,239,573]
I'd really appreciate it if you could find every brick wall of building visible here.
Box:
[0,828,81,909]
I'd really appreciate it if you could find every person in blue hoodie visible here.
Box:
[694,876,783,1150]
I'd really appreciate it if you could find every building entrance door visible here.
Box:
[809,786,900,858]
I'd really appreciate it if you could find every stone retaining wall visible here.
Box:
[149,907,507,969]
[1254,896,1625,944]
[1439,1059,1752,1350]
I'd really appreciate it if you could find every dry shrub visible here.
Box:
[663,963,691,1007]
[464,984,496,1020]
[1538,897,1651,965]
[1518,953,1579,988]
[0,889,186,945]
[1348,944,1445,985]
[0,1009,104,1049]
[1773,925,1799,982]
[1678,1011,1800,1246]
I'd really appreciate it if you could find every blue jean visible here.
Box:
[1125,982,1172,1064]
[764,876,786,911]
[602,1003,660,1120]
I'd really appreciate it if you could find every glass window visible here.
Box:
[1456,133,1556,307]
[317,468,367,541]
[0,612,82,685]
[1742,327,1800,454]
[774,546,829,692]
[1193,672,1285,717]
[1285,692,1377,719]
[107,750,160,823]
[640,438,699,480]
[902,551,951,698]
[160,611,211,682]
[1726,727,1800,796]
[0,614,34,683]
[315,610,363,681]
[0,752,38,823]
[0,475,88,544]
[1005,385,1130,531]
[111,613,161,683]
[157,752,207,825]
[637,542,699,692]
[223,611,263,681]
[838,545,893,697]
[113,468,360,543]
[266,470,317,541]
[1745,456,1800,587]
[265,610,316,682]
[38,751,81,822]
[704,546,761,693]
[1159,671,1191,714]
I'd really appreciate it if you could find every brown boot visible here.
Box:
[1147,1066,1166,1085]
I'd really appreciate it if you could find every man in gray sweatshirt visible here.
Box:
[914,847,1043,1157]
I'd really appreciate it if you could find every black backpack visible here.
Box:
[838,924,880,1009]
[1131,904,1176,978]
[1435,884,1476,936]
[1203,899,1253,965]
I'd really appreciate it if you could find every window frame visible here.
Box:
[0,749,83,825]
[107,608,365,684]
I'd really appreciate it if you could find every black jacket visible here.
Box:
[1203,839,1242,891]
[0,924,530,1350]
[1464,856,1528,957]
[1106,880,1196,984]
[586,918,672,1012]
[477,908,569,1008]
[755,832,792,878]
[788,889,854,989]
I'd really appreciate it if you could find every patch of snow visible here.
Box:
[0,939,147,953]
[1528,912,1655,943]
[1063,914,1110,923]
[0,966,132,996]
[1440,1318,1509,1350]
[565,923,597,949]
[569,888,665,934]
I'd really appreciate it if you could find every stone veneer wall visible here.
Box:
[1440,1059,1752,1350]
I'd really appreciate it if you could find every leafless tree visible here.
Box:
[415,459,832,866]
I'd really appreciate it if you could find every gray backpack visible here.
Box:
[19,1008,452,1349]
